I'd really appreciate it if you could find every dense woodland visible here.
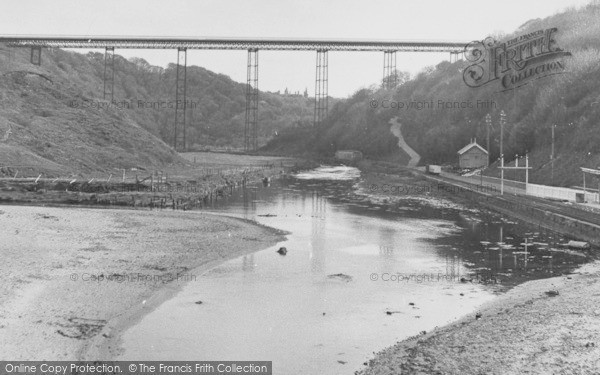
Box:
[265,1,600,186]
[33,47,315,150]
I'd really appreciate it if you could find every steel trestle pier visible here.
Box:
[314,50,328,127]
[245,49,259,152]
[174,48,187,151]
[2,35,469,151]
[383,50,397,89]
[103,47,115,101]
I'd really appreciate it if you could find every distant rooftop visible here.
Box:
[457,139,488,155]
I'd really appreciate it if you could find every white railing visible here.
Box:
[526,183,599,203]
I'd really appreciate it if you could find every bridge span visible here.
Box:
[0,35,468,151]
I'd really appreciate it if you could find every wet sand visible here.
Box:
[0,204,287,360]
[358,260,600,374]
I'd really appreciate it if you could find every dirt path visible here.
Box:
[389,117,421,167]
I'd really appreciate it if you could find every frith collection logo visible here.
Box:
[463,27,571,91]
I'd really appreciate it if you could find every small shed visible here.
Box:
[457,139,488,169]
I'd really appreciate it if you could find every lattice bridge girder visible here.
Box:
[174,47,187,151]
[245,48,259,152]
[383,50,398,89]
[314,49,328,127]
[2,36,469,52]
[103,47,115,101]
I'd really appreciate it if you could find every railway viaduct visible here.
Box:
[0,36,467,151]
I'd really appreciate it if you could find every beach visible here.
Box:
[358,261,600,375]
[0,204,287,360]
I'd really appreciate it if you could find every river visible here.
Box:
[115,166,592,374]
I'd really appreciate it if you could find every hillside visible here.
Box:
[39,47,314,150]
[265,1,600,187]
[0,43,315,177]
[0,60,184,177]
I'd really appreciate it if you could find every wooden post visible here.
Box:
[551,124,555,184]
[499,247,503,269]
[486,113,491,167]
[500,156,504,195]
[525,154,529,195]
[122,169,125,182]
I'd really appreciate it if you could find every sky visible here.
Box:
[0,0,593,97]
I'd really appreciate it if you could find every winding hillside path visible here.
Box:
[389,116,420,167]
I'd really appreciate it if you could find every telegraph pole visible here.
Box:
[500,110,506,195]
[500,111,505,162]
[485,113,491,167]
[551,124,556,184]
[514,154,518,195]
[525,154,529,194]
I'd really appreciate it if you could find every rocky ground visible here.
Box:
[0,204,287,360]
[0,152,301,209]
[358,261,600,375]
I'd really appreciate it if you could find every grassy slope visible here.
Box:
[0,42,315,177]
[0,49,185,178]
[53,49,314,150]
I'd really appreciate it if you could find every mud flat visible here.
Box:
[358,261,600,375]
[0,204,286,360]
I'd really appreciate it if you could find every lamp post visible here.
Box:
[551,124,556,185]
[525,153,529,195]
[500,110,506,195]
[485,113,491,168]
[514,154,518,195]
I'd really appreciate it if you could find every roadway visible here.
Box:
[439,172,526,195]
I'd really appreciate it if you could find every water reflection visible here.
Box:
[215,174,594,287]
[241,186,257,220]
[377,226,396,259]
[119,167,597,374]
[439,216,593,287]
[445,254,461,282]
[242,254,255,272]
[310,191,327,273]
